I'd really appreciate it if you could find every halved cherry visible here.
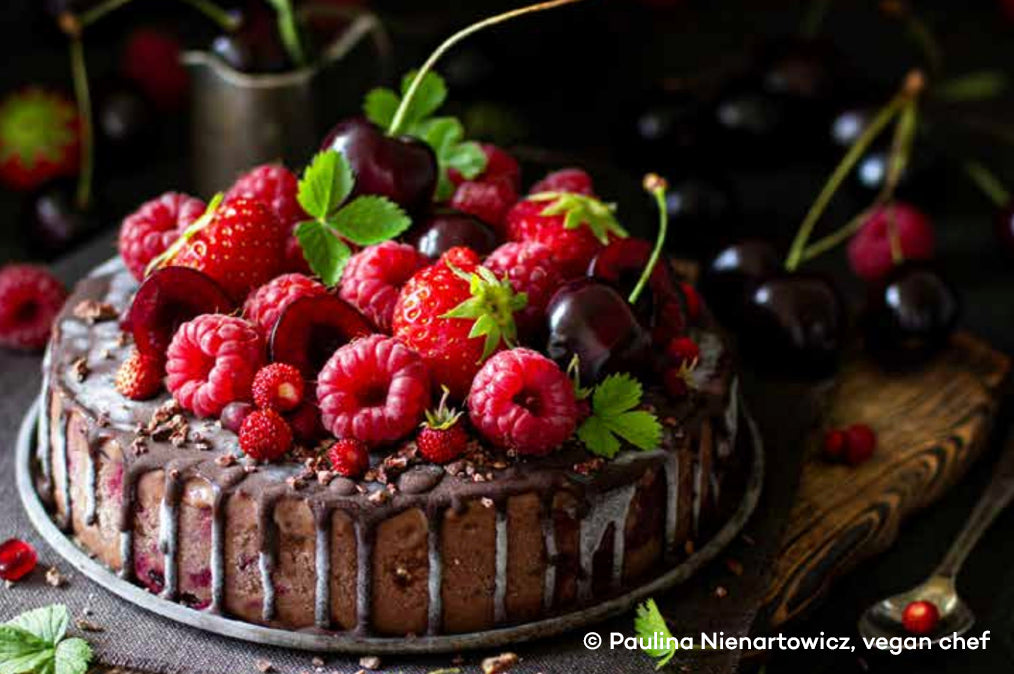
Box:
[269,295,373,377]
[124,267,235,355]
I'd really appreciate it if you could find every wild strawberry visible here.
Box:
[252,363,304,412]
[339,241,428,332]
[0,264,67,351]
[666,336,699,366]
[327,438,370,478]
[115,349,165,400]
[417,386,468,464]
[847,202,934,282]
[0,539,37,582]
[506,192,627,279]
[239,409,292,461]
[0,88,80,191]
[663,359,698,399]
[118,192,206,281]
[392,247,527,399]
[165,197,287,300]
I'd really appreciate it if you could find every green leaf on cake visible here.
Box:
[298,149,353,220]
[577,373,662,458]
[329,195,411,247]
[294,219,351,287]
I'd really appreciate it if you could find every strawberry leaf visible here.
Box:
[53,639,91,674]
[329,195,411,246]
[298,150,354,221]
[363,88,400,128]
[294,219,351,287]
[399,70,448,126]
[578,373,661,457]
[530,192,628,245]
[635,598,678,670]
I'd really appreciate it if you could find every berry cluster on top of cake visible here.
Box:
[35,47,743,636]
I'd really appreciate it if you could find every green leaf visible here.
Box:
[0,625,50,659]
[363,88,400,128]
[294,220,351,287]
[532,192,628,245]
[578,373,661,458]
[298,151,354,221]
[635,598,677,669]
[7,606,68,645]
[605,411,663,452]
[592,374,643,418]
[53,639,90,674]
[329,195,411,247]
[445,141,487,181]
[0,647,54,674]
[399,70,448,126]
[577,415,621,458]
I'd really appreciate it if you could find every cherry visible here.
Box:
[321,118,438,214]
[269,294,372,378]
[211,7,291,74]
[96,81,154,158]
[700,239,780,328]
[743,273,845,376]
[663,175,740,259]
[220,401,254,433]
[713,85,788,159]
[23,181,102,259]
[0,538,38,582]
[864,262,959,366]
[758,38,840,109]
[545,279,651,385]
[619,87,713,169]
[406,209,497,260]
[994,202,1014,257]
[124,266,235,356]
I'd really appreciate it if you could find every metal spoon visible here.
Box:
[859,431,1014,645]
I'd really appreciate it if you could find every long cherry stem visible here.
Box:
[388,0,584,136]
[628,174,668,306]
[68,36,93,211]
[964,160,1011,207]
[178,0,241,32]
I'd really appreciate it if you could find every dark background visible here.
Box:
[2,1,1014,672]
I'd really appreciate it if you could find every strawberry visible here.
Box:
[417,386,468,464]
[158,196,287,301]
[391,247,527,399]
[0,88,80,191]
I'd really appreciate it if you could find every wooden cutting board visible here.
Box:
[757,332,1011,629]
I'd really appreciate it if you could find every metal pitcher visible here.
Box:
[183,7,390,196]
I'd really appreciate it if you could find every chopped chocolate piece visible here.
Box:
[115,331,129,347]
[316,470,334,486]
[367,489,389,505]
[480,497,494,509]
[286,475,305,490]
[310,657,325,668]
[359,655,382,671]
[73,299,117,323]
[45,566,66,587]
[70,357,89,382]
[725,559,744,576]
[481,653,519,674]
[215,454,236,467]
[714,585,728,598]
[254,659,274,673]
[130,436,148,456]
[168,468,180,479]
[74,617,104,632]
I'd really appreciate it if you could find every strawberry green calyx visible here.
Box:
[442,264,527,361]
[145,193,224,275]
[529,191,628,245]
[423,386,463,430]
[0,89,78,168]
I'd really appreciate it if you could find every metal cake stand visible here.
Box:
[16,397,763,654]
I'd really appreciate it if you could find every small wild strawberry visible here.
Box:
[417,386,468,464]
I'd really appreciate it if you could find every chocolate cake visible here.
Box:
[35,258,742,637]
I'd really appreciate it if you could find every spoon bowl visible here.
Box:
[858,575,975,645]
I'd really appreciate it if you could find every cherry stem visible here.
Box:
[387,0,584,136]
[628,174,669,306]
[887,204,905,265]
[68,36,93,212]
[877,98,919,204]
[178,0,241,32]
[269,0,307,68]
[799,208,873,263]
[963,160,1011,208]
[76,0,133,28]
[882,1,942,74]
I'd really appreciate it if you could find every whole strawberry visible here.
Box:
[164,196,287,300]
[417,386,468,464]
[506,191,627,279]
[392,247,527,399]
[0,88,80,191]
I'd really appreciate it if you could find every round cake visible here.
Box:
[35,258,740,637]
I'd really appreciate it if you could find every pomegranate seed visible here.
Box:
[901,600,940,635]
[845,423,877,466]
[0,538,38,581]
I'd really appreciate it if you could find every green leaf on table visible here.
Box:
[577,373,662,458]
[7,606,68,646]
[634,598,677,670]
[53,638,90,674]
[298,150,354,221]
[0,606,91,674]
[330,195,412,247]
[294,220,351,287]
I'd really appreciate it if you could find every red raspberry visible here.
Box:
[166,314,264,418]
[115,349,165,400]
[0,264,67,351]
[449,144,521,192]
[666,336,700,366]
[822,428,847,461]
[242,273,327,336]
[450,178,518,237]
[844,423,877,466]
[239,408,292,461]
[316,334,431,447]
[227,164,306,231]
[284,235,312,275]
[122,28,188,110]
[529,168,594,196]
[468,348,578,455]
[252,362,304,412]
[119,192,206,281]
[417,386,468,464]
[339,242,428,332]
[327,438,370,478]
[483,241,563,337]
[847,202,935,282]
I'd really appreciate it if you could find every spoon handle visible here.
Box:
[934,430,1014,579]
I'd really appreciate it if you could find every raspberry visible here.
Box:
[243,273,327,336]
[119,192,206,281]
[339,242,428,332]
[115,349,165,400]
[227,164,306,231]
[316,334,431,447]
[844,423,877,466]
[467,348,578,455]
[239,409,292,461]
[450,178,518,237]
[327,438,370,478]
[483,241,563,337]
[166,314,264,418]
[847,203,935,282]
[284,235,312,275]
[0,264,67,351]
[529,168,594,196]
[666,336,700,366]
[449,143,521,191]
[252,363,304,412]
[122,28,188,110]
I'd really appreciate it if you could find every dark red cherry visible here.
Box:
[663,175,740,259]
[406,209,497,260]
[269,294,373,378]
[743,273,845,376]
[864,262,959,367]
[545,279,651,385]
[619,86,714,169]
[995,202,1014,257]
[321,118,437,214]
[96,81,154,158]
[713,86,788,155]
[23,181,102,259]
[124,267,235,356]
[220,401,254,433]
[210,7,291,74]
[700,239,780,328]
[0,538,37,582]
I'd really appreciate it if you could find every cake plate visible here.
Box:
[16,397,763,654]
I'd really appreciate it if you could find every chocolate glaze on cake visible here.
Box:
[36,259,741,637]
